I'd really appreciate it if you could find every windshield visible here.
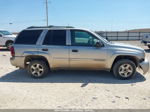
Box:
[0,31,12,35]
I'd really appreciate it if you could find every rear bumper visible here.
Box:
[139,58,149,74]
[10,56,25,68]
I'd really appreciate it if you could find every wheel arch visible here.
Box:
[24,55,50,69]
[111,55,139,70]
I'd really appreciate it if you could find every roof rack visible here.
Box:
[27,25,74,29]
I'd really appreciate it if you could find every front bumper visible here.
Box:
[139,58,149,74]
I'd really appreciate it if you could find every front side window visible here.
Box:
[71,30,99,46]
[15,30,42,45]
[43,30,66,46]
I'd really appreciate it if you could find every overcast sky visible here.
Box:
[0,0,150,32]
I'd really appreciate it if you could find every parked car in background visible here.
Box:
[0,30,16,49]
[141,34,150,49]
[10,26,149,80]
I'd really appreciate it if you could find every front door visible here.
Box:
[69,30,107,70]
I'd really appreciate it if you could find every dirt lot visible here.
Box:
[0,41,150,109]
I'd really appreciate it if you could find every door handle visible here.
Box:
[42,48,48,51]
[72,49,78,52]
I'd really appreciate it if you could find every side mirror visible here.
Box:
[95,42,104,48]
[0,34,2,37]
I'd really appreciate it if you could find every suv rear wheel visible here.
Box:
[28,60,49,78]
[112,59,136,80]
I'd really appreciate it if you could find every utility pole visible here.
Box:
[46,0,49,26]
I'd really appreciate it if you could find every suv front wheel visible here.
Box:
[148,45,150,49]
[28,60,49,78]
[113,59,136,80]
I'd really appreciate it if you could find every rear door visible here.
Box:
[41,30,69,69]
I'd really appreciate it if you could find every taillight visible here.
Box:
[10,46,15,57]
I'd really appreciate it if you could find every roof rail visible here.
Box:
[27,25,74,29]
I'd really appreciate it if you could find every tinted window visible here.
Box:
[43,30,66,46]
[15,30,42,45]
[71,30,99,46]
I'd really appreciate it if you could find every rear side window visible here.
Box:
[43,30,66,46]
[15,30,42,45]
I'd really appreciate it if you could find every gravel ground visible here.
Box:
[0,41,150,109]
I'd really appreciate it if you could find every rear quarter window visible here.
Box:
[15,30,42,45]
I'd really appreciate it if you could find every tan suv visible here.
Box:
[10,26,149,80]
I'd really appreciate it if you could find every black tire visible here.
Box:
[148,45,150,49]
[6,41,13,49]
[27,60,49,78]
[112,59,136,80]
